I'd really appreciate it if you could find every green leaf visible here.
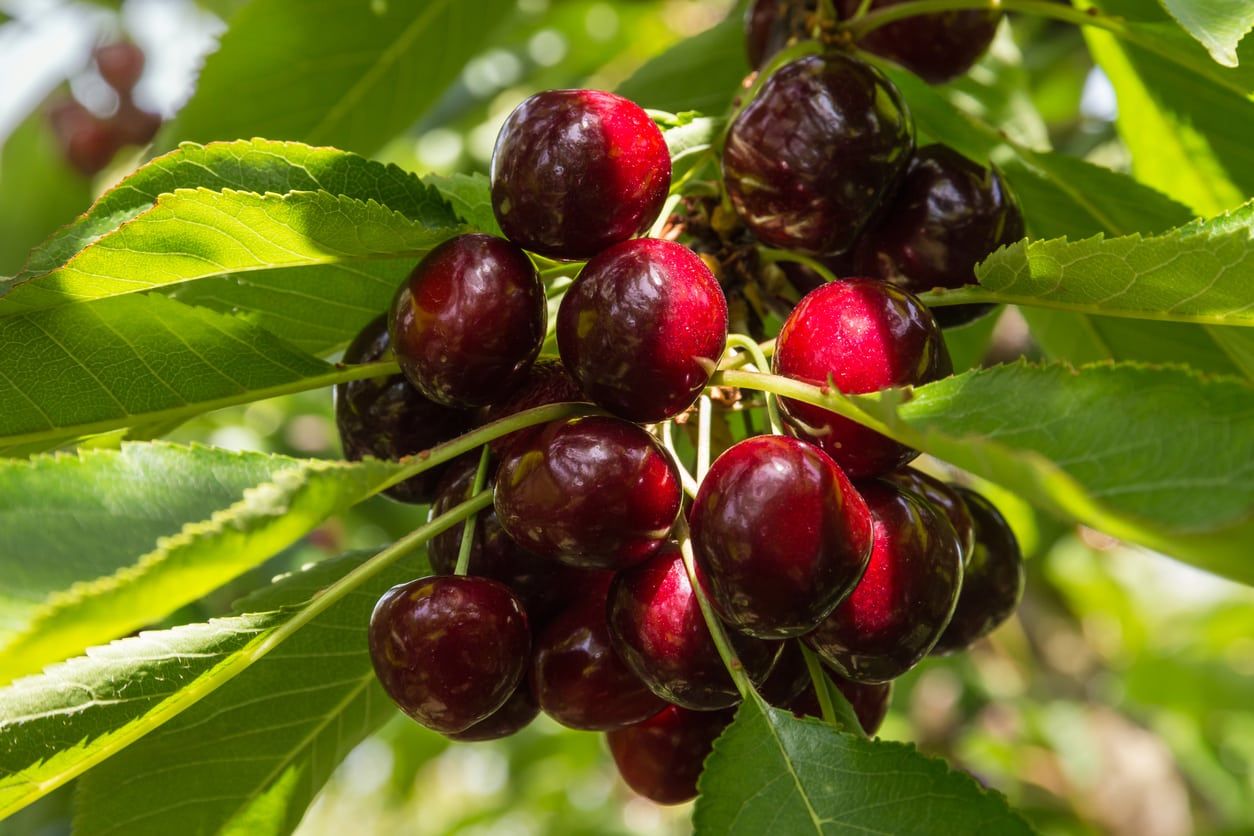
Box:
[0,549,422,823]
[0,442,402,684]
[161,0,516,155]
[958,200,1254,325]
[617,10,748,114]
[693,695,1032,835]
[424,172,501,236]
[1156,0,1254,67]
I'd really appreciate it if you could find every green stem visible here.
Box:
[846,0,1127,40]
[674,515,752,698]
[711,368,898,441]
[545,275,575,297]
[650,192,683,238]
[661,419,700,498]
[725,335,783,434]
[453,445,492,576]
[758,248,841,284]
[696,396,713,482]
[801,646,839,728]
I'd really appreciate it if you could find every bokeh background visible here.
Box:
[1,1,1252,834]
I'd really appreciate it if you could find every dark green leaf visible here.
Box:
[617,10,747,115]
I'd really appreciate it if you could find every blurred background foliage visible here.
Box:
[0,0,1251,834]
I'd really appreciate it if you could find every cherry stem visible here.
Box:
[711,368,898,440]
[660,419,700,498]
[846,0,1124,39]
[545,275,575,297]
[453,445,492,576]
[801,646,840,728]
[650,192,684,238]
[725,335,783,434]
[816,0,840,25]
[758,248,841,284]
[696,395,713,482]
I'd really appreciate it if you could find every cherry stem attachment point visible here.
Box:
[758,247,841,284]
[453,445,492,576]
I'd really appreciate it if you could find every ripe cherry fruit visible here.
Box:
[838,0,1001,84]
[804,480,963,682]
[446,676,540,742]
[607,705,736,805]
[389,233,545,408]
[368,576,530,734]
[690,435,874,638]
[335,315,473,504]
[773,278,952,478]
[491,89,671,261]
[557,238,728,423]
[788,670,892,736]
[884,467,976,562]
[481,359,587,460]
[722,53,913,256]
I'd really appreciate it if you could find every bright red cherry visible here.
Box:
[494,416,682,570]
[389,233,545,408]
[608,545,781,710]
[789,670,892,736]
[884,467,976,563]
[690,435,873,638]
[838,0,1000,84]
[722,54,913,256]
[932,487,1025,654]
[804,481,963,682]
[335,315,473,504]
[607,705,736,805]
[557,238,728,423]
[481,359,587,459]
[854,145,1024,327]
[368,576,530,734]
[531,583,667,731]
[445,676,540,742]
[773,278,952,478]
[490,89,671,261]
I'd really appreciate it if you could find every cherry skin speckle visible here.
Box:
[389,233,546,408]
[490,89,671,261]
[494,416,682,570]
[607,705,736,805]
[368,576,530,734]
[558,238,728,423]
[773,278,952,478]
[690,435,874,638]
[804,480,963,683]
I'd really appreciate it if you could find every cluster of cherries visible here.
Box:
[48,41,161,176]
[342,4,1025,807]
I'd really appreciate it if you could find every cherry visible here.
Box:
[49,100,118,176]
[335,315,473,504]
[490,89,671,261]
[607,705,736,805]
[557,238,728,423]
[838,0,1000,84]
[446,676,540,742]
[884,467,976,563]
[531,582,667,731]
[804,480,963,682]
[932,487,1025,654]
[854,145,1025,327]
[745,0,811,69]
[481,359,587,459]
[389,233,545,408]
[608,545,781,710]
[428,456,595,626]
[690,435,874,638]
[773,278,952,478]
[368,576,530,734]
[722,53,913,256]
[789,670,892,736]
[755,640,811,707]
[111,100,162,148]
[494,416,682,570]
[95,41,146,93]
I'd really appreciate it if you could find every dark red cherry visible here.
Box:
[773,278,952,478]
[854,145,1024,327]
[111,100,162,148]
[745,0,812,69]
[532,583,667,731]
[690,435,873,638]
[608,545,780,710]
[557,238,728,423]
[838,0,1000,84]
[607,705,736,805]
[481,359,587,459]
[445,675,540,742]
[389,233,545,408]
[428,456,596,626]
[755,640,811,707]
[884,467,976,563]
[494,416,682,570]
[490,89,671,261]
[789,670,892,736]
[95,41,145,92]
[722,53,913,256]
[368,576,530,734]
[804,481,963,682]
[335,315,474,504]
[49,100,119,176]
[931,487,1025,654]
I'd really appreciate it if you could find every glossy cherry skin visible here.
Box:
[722,54,913,256]
[494,416,682,570]
[335,315,474,504]
[531,583,667,731]
[837,0,1000,84]
[608,545,781,710]
[490,89,671,261]
[773,278,952,478]
[932,487,1025,654]
[445,676,540,742]
[558,238,728,423]
[755,640,811,707]
[368,576,530,734]
[607,705,736,805]
[690,436,874,638]
[789,671,892,736]
[884,467,976,564]
[804,481,963,682]
[482,359,588,459]
[854,145,1025,327]
[389,233,545,408]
